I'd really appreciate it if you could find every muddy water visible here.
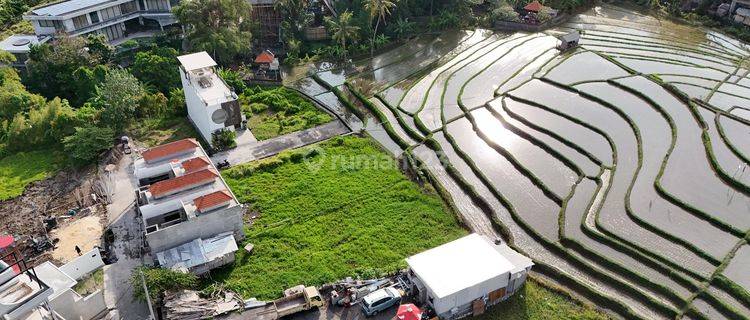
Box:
[579,81,738,260]
[723,244,750,292]
[672,83,712,100]
[412,144,497,236]
[614,58,729,81]
[545,51,630,85]
[471,107,578,198]
[504,93,614,166]
[616,77,750,231]
[370,98,416,146]
[488,100,600,177]
[446,118,561,240]
[709,89,750,112]
[729,107,750,121]
[699,107,750,187]
[579,41,737,72]
[512,80,717,276]
[418,33,524,130]
[660,75,720,88]
[399,32,497,114]
[495,49,557,94]
[459,36,557,113]
[438,34,540,124]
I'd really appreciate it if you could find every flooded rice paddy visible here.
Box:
[291,4,750,319]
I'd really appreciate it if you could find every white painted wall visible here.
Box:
[49,289,107,320]
[59,249,104,281]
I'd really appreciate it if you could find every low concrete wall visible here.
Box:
[50,289,107,320]
[59,249,104,281]
[145,205,245,253]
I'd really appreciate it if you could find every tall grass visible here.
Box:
[214,135,466,299]
[0,149,61,200]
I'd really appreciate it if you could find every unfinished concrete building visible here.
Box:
[0,249,107,320]
[134,138,245,274]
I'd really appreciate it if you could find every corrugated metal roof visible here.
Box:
[156,233,237,271]
[31,0,114,16]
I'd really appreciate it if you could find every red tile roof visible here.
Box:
[194,190,233,212]
[524,0,543,11]
[142,139,199,163]
[182,157,211,173]
[255,50,275,64]
[149,169,218,198]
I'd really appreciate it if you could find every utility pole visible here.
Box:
[140,269,157,320]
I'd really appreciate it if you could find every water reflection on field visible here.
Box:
[290,4,750,318]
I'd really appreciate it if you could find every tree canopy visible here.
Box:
[173,0,254,65]
[131,46,181,94]
[93,69,147,132]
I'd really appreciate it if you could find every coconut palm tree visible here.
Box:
[364,0,397,56]
[325,11,360,59]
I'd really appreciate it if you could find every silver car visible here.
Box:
[361,287,401,317]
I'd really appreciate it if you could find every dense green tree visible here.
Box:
[130,46,180,94]
[168,88,187,116]
[0,0,28,30]
[131,267,198,302]
[173,0,253,64]
[364,0,397,56]
[275,0,313,42]
[25,37,103,102]
[85,34,114,63]
[137,92,169,118]
[93,69,146,132]
[218,68,246,93]
[62,125,114,164]
[325,11,360,58]
[71,65,110,106]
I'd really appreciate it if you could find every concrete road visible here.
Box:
[211,120,350,166]
[287,302,397,320]
[103,155,151,320]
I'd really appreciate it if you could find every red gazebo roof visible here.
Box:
[255,50,275,64]
[397,304,422,320]
[524,0,543,12]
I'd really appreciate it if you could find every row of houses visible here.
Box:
[134,138,245,274]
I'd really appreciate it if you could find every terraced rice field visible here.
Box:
[294,4,750,319]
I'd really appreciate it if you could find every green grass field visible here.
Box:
[215,135,467,299]
[126,115,200,147]
[477,280,611,320]
[241,86,332,141]
[0,149,61,200]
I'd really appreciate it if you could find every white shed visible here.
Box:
[405,234,533,319]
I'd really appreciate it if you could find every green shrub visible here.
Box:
[211,129,237,151]
[131,267,198,302]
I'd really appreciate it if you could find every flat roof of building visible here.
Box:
[178,51,217,71]
[34,262,76,299]
[406,233,532,299]
[0,35,47,54]
[29,0,112,16]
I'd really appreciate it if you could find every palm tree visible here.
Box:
[325,11,360,59]
[364,0,397,56]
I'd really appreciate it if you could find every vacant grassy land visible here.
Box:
[241,86,332,140]
[216,135,466,299]
[0,149,61,200]
[476,280,611,320]
[126,115,199,147]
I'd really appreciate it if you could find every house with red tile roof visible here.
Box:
[133,138,245,274]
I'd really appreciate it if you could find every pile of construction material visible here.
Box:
[163,290,242,320]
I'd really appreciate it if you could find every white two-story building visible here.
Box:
[21,0,178,44]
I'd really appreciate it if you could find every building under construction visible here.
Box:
[250,0,282,44]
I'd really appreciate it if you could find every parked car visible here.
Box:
[362,286,401,317]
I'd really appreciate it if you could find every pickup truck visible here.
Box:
[245,285,324,319]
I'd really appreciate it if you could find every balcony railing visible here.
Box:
[69,9,172,34]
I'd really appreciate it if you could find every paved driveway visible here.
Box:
[211,120,350,166]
